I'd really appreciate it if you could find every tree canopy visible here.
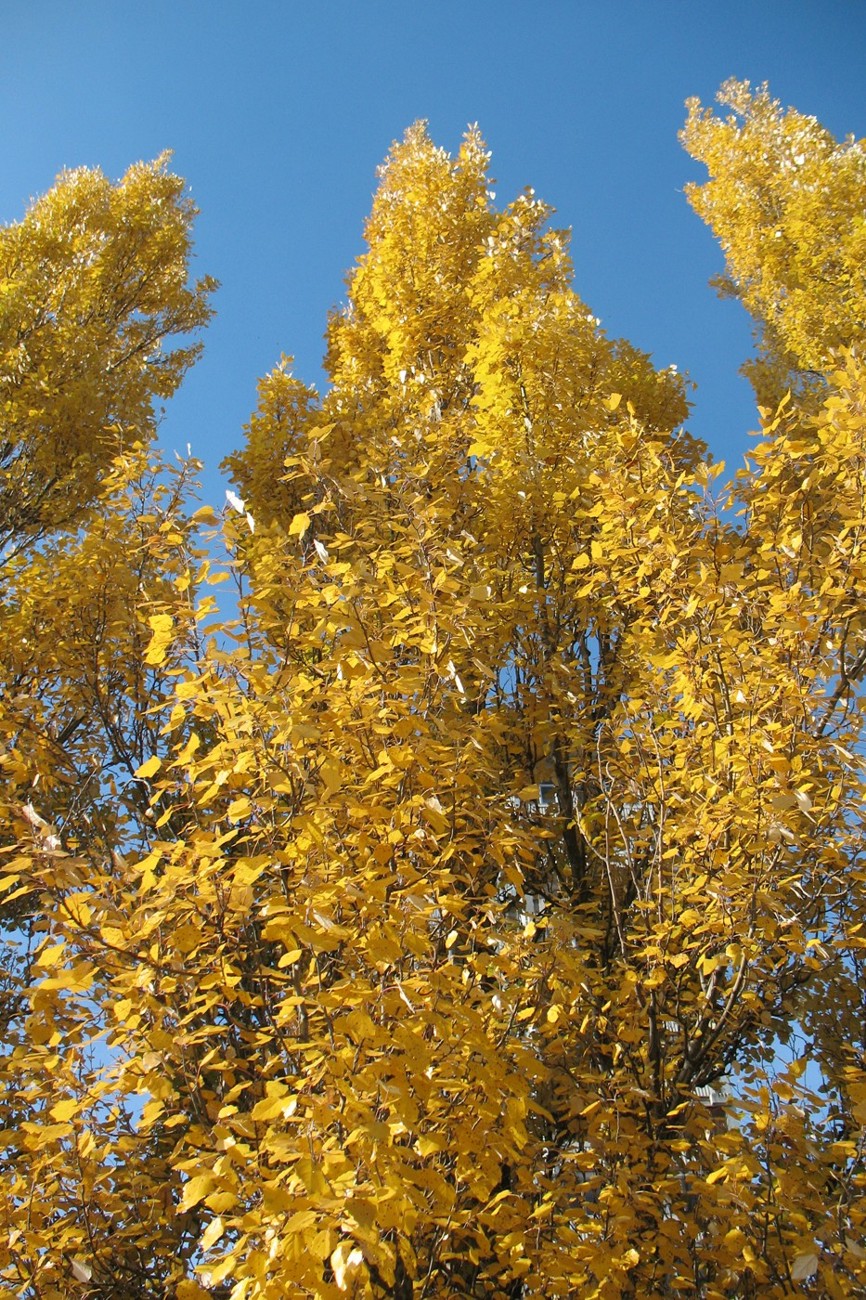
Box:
[3,83,866,1298]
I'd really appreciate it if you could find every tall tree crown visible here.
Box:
[682,78,866,404]
[4,92,866,1298]
[0,154,214,546]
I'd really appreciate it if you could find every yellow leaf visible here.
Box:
[204,1191,237,1214]
[193,505,220,525]
[285,1209,318,1234]
[199,1217,224,1253]
[37,942,66,968]
[331,1242,365,1290]
[175,731,201,765]
[49,1098,78,1122]
[251,1094,293,1122]
[277,948,303,967]
[319,756,343,795]
[289,511,311,536]
[180,1174,218,1213]
[176,1282,212,1300]
[135,754,162,779]
[144,613,175,666]
[173,924,201,955]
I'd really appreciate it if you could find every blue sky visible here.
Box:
[3,2,865,509]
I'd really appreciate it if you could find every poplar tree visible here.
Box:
[3,84,866,1298]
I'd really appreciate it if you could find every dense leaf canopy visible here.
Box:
[2,83,866,1298]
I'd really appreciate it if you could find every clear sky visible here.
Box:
[2,1,865,509]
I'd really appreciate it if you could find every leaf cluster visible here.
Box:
[4,93,866,1298]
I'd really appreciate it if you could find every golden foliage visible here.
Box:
[3,103,866,1298]
[682,79,866,406]
[0,153,215,544]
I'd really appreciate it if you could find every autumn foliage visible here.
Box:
[3,84,866,1298]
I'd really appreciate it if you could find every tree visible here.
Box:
[2,85,866,1298]
[0,157,216,1298]
[681,78,866,408]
